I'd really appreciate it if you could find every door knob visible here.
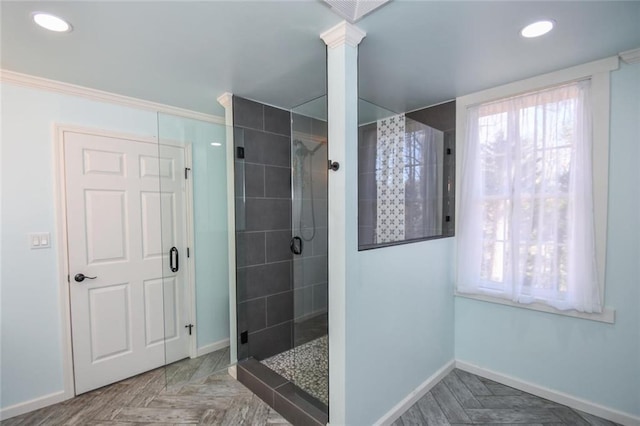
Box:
[74,273,97,282]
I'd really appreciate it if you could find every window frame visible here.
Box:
[455,56,619,323]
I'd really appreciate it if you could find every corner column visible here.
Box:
[216,92,238,374]
[320,21,366,425]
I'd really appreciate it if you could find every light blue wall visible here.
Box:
[345,239,455,424]
[158,114,230,348]
[454,61,640,418]
[0,83,229,411]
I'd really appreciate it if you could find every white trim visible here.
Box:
[620,47,640,64]
[0,390,69,421]
[0,69,225,125]
[196,338,231,357]
[455,293,615,323]
[456,361,640,426]
[455,55,618,318]
[456,55,619,107]
[320,21,366,48]
[216,92,233,109]
[57,124,159,145]
[373,360,456,426]
[217,93,237,365]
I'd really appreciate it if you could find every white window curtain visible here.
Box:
[457,80,602,313]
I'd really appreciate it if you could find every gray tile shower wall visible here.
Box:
[291,112,328,331]
[234,96,294,361]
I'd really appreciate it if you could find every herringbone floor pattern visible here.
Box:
[1,348,289,426]
[3,355,622,426]
[394,369,621,426]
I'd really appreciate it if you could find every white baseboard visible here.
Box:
[1,339,230,421]
[228,365,238,379]
[196,338,230,357]
[456,360,640,426]
[374,360,456,426]
[0,390,72,421]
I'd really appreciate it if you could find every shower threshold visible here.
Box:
[237,355,328,426]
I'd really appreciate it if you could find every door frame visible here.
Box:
[53,124,196,398]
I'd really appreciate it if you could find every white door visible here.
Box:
[64,131,190,394]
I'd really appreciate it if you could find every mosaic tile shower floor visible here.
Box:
[262,335,329,406]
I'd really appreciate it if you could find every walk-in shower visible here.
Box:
[233,95,329,425]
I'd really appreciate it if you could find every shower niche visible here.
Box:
[233,95,329,425]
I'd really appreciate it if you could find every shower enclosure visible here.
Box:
[234,95,329,423]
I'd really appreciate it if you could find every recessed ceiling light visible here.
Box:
[33,12,72,33]
[521,20,554,38]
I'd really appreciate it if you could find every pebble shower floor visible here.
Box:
[262,335,329,406]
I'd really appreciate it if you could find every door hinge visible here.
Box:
[185,167,191,179]
[185,324,194,335]
[67,275,70,283]
[187,247,190,258]
[240,330,248,344]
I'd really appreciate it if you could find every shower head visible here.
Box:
[294,139,324,157]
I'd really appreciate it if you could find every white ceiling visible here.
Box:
[2,1,639,118]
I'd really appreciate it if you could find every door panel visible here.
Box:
[88,283,132,361]
[64,131,189,394]
[143,278,171,346]
[85,190,128,264]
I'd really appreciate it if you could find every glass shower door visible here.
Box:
[156,113,231,389]
[290,96,329,408]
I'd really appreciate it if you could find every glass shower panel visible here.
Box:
[358,99,448,250]
[291,96,329,407]
[157,113,231,389]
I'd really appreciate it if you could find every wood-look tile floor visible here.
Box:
[1,347,290,426]
[394,368,622,426]
[3,355,623,426]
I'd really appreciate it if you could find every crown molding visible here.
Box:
[217,92,233,110]
[0,69,225,125]
[619,47,640,64]
[320,21,366,49]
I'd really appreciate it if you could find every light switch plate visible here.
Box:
[30,233,51,249]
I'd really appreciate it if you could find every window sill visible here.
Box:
[454,292,615,324]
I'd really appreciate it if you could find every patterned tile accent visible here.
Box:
[376,113,406,243]
[262,335,328,406]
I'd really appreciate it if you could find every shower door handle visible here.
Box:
[290,237,303,255]
[170,247,179,272]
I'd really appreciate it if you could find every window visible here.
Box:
[455,59,617,316]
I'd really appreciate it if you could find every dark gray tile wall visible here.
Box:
[234,96,294,361]
[407,101,456,238]
[291,112,328,329]
[358,123,378,246]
